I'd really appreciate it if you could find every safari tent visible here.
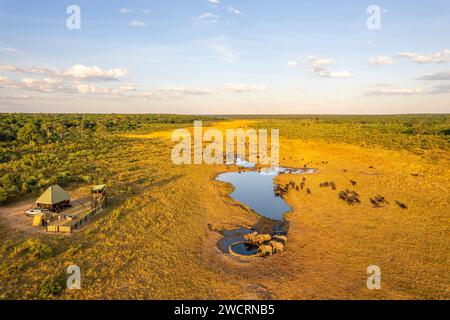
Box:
[36,185,71,212]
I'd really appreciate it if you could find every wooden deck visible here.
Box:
[46,197,106,233]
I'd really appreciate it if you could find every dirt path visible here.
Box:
[0,198,42,236]
[0,194,91,237]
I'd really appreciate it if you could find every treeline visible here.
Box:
[232,114,450,135]
[0,113,219,204]
[253,114,450,156]
[0,113,218,144]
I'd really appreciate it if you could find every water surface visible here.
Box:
[230,242,259,256]
[216,166,313,221]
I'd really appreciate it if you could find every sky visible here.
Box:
[0,0,449,114]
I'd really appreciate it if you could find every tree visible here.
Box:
[0,187,7,204]
[17,122,44,145]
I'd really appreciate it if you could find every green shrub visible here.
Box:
[38,277,63,299]
[0,187,7,205]
[12,239,53,259]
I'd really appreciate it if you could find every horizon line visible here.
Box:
[1,112,449,116]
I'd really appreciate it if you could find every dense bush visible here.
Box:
[0,187,7,205]
[252,114,450,155]
[38,277,63,299]
[0,113,219,204]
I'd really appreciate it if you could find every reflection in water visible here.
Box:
[216,164,313,221]
[217,228,253,253]
[215,160,315,255]
[217,171,291,221]
[230,242,259,256]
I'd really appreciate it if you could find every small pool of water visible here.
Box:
[216,165,313,221]
[217,228,253,253]
[229,242,259,256]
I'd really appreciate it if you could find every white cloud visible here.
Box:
[1,59,269,100]
[0,75,15,90]
[397,49,450,64]
[286,60,299,68]
[428,84,450,95]
[158,87,213,96]
[288,56,353,78]
[318,70,353,78]
[208,0,220,4]
[137,84,267,100]
[368,55,395,67]
[136,87,214,100]
[1,73,271,101]
[206,36,235,63]
[2,78,133,97]
[0,64,130,97]
[365,84,423,96]
[0,64,17,72]
[306,56,334,72]
[0,47,19,53]
[0,76,63,93]
[0,94,40,100]
[223,83,267,93]
[130,20,147,27]
[132,83,269,101]
[366,82,450,96]
[139,84,268,99]
[228,6,243,15]
[0,63,127,82]
[119,83,139,92]
[194,13,219,23]
[76,84,93,94]
[0,63,59,76]
[76,84,110,95]
[418,70,450,81]
[0,75,18,89]
[63,65,127,81]
[0,77,66,93]
[21,78,65,93]
[118,8,133,14]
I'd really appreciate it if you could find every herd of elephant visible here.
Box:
[243,232,287,257]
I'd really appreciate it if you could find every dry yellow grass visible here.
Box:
[274,139,449,299]
[1,119,448,300]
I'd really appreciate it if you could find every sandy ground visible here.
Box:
[0,197,42,235]
[0,193,91,236]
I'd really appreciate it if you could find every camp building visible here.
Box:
[36,185,71,212]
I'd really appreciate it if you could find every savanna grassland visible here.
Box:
[0,114,449,300]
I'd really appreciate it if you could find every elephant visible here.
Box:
[254,234,272,244]
[258,245,273,257]
[244,231,258,243]
[269,241,284,253]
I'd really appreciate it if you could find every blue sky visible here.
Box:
[0,0,449,114]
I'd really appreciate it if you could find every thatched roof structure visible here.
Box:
[36,185,70,205]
